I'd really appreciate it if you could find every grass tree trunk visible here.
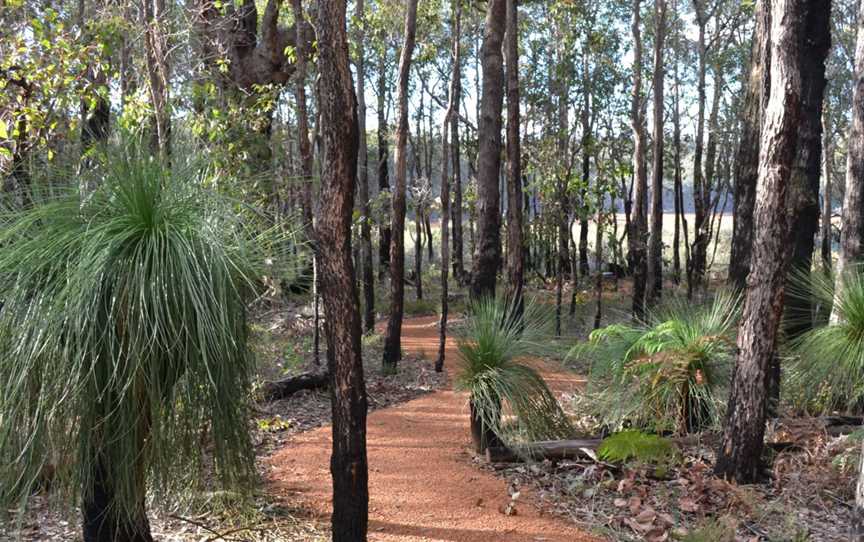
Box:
[505,0,523,318]
[82,456,153,542]
[714,0,803,483]
[355,0,374,333]
[377,52,391,277]
[469,0,506,301]
[783,0,830,342]
[646,0,666,305]
[729,0,770,291]
[315,1,369,538]
[629,0,648,319]
[382,0,419,372]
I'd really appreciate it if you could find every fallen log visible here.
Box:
[485,434,719,464]
[260,371,329,401]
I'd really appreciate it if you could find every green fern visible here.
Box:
[597,430,677,465]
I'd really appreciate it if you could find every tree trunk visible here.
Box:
[437,0,460,373]
[783,0,830,342]
[451,26,465,284]
[505,0,523,317]
[354,0,374,333]
[469,0,506,301]
[671,0,682,285]
[382,0,419,372]
[292,0,314,239]
[729,1,770,291]
[314,2,369,538]
[82,457,152,542]
[414,211,423,300]
[377,53,392,277]
[689,2,709,299]
[143,0,170,158]
[647,0,666,305]
[714,0,804,483]
[821,112,833,273]
[629,0,648,319]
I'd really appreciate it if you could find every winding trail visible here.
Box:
[268,316,599,541]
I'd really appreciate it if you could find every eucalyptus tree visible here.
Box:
[470,0,506,300]
[382,0,419,372]
[629,0,649,319]
[715,0,805,483]
[505,0,524,317]
[646,0,667,305]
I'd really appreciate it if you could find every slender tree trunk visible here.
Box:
[437,0,460,373]
[143,0,170,158]
[354,0,374,333]
[671,0,682,285]
[505,0,523,317]
[383,0,419,371]
[783,0,830,342]
[715,0,804,483]
[629,0,648,319]
[451,23,465,284]
[647,0,666,305]
[425,214,433,261]
[315,2,368,539]
[377,53,391,277]
[594,192,604,330]
[821,112,833,272]
[579,47,591,281]
[689,2,709,299]
[469,0,506,301]
[415,211,423,300]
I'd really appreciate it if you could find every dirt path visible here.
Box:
[268,316,599,542]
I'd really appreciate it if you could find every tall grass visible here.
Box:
[0,141,294,526]
[572,291,741,434]
[454,297,573,450]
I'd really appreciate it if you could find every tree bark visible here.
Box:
[647,0,666,305]
[143,0,170,158]
[354,0,374,333]
[377,52,391,277]
[82,458,153,542]
[729,0,770,291]
[314,1,369,538]
[505,0,524,318]
[383,0,419,372]
[714,0,803,483]
[437,0,460,373]
[821,112,833,273]
[629,0,648,319]
[689,0,710,299]
[783,0,830,341]
[469,0,506,301]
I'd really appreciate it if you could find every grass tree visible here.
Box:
[0,144,288,541]
[454,297,572,453]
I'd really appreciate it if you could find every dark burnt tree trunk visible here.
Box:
[505,0,524,318]
[469,0,506,301]
[437,0,460,373]
[646,0,666,305]
[578,45,592,283]
[377,52,391,277]
[354,0,374,333]
[292,0,314,240]
[82,456,153,542]
[671,1,683,285]
[554,23,571,335]
[315,1,369,538]
[382,0,419,372]
[844,3,864,536]
[451,0,465,285]
[629,0,649,319]
[415,209,423,300]
[783,0,830,343]
[715,0,804,484]
[689,0,710,299]
[729,0,770,291]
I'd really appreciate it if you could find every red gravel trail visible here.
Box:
[268,315,600,541]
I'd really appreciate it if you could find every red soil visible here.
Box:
[267,316,600,541]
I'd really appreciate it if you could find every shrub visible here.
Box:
[454,296,573,452]
[0,141,292,538]
[572,291,741,434]
[597,430,677,465]
[787,266,864,413]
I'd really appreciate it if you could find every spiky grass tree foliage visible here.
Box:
[0,145,289,540]
[573,291,741,434]
[788,266,864,413]
[454,297,573,452]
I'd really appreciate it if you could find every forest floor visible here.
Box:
[267,315,600,541]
